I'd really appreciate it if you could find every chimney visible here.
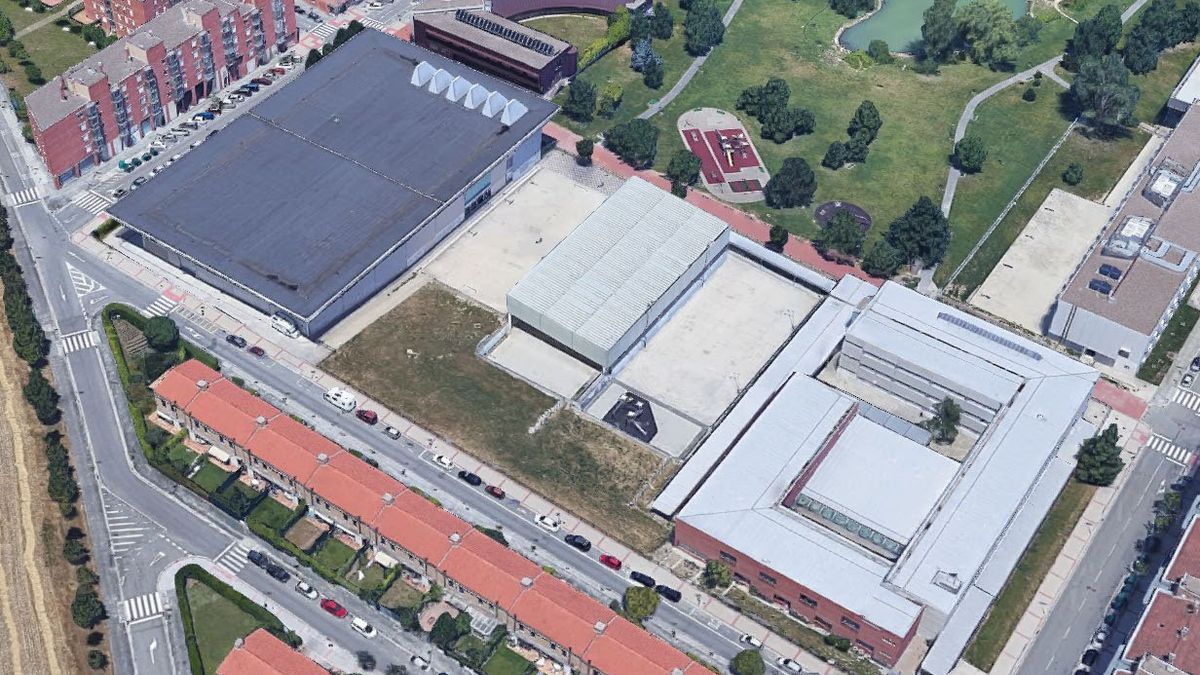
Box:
[449,532,461,543]
[382,492,394,505]
[233,637,244,649]
[196,379,209,390]
[593,620,607,634]
[255,415,267,426]
[316,452,329,464]
[520,577,533,587]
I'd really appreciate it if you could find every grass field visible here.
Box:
[246,498,298,533]
[963,480,1096,671]
[938,85,1075,286]
[522,14,608,50]
[0,0,54,33]
[312,537,357,573]
[2,24,96,98]
[1133,44,1200,124]
[322,283,671,553]
[191,462,230,494]
[185,580,267,674]
[484,645,534,675]
[380,580,424,610]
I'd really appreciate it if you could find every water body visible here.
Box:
[840,0,1028,53]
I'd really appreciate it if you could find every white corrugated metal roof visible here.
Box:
[507,177,729,360]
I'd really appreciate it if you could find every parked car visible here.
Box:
[247,549,268,567]
[457,470,483,486]
[565,534,591,552]
[295,580,318,599]
[225,334,247,348]
[776,658,804,673]
[351,616,377,637]
[110,188,128,200]
[535,514,560,533]
[151,164,166,175]
[131,176,148,190]
[1185,373,1195,388]
[629,571,655,587]
[355,409,378,425]
[1191,355,1200,372]
[190,139,204,149]
[433,454,454,470]
[485,485,505,499]
[248,345,266,358]
[252,77,273,86]
[141,152,154,161]
[654,585,682,603]
[150,138,167,150]
[271,313,298,337]
[599,554,622,570]
[265,563,290,582]
[320,598,347,618]
[180,120,199,130]
[271,66,286,76]
[383,425,402,440]
[409,654,430,671]
[1081,649,1098,667]
[739,633,763,649]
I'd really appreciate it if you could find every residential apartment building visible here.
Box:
[26,0,297,187]
[87,0,174,36]
[151,360,705,675]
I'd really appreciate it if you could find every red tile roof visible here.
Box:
[307,463,391,523]
[150,359,217,407]
[215,629,328,675]
[1167,516,1200,582]
[585,618,699,675]
[372,490,468,563]
[441,530,542,609]
[1125,591,1200,675]
[510,574,616,654]
[245,423,327,485]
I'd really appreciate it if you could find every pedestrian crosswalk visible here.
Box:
[72,190,114,215]
[311,23,337,41]
[145,294,178,317]
[360,17,386,30]
[1146,434,1195,466]
[215,540,253,575]
[1172,387,1200,413]
[5,187,39,206]
[121,592,164,623]
[60,330,98,355]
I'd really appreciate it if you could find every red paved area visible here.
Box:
[706,129,760,172]
[683,128,724,185]
[545,123,880,285]
[1092,378,1148,419]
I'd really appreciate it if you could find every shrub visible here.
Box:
[953,135,988,173]
[23,367,60,425]
[867,39,894,63]
[730,649,766,675]
[622,586,660,621]
[142,315,179,351]
[824,634,851,651]
[1023,86,1037,101]
[702,560,732,588]
[597,82,623,118]
[71,585,106,628]
[64,537,89,565]
[1063,162,1084,185]
[86,650,108,670]
[604,118,659,169]
[576,138,593,165]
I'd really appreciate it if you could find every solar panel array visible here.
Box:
[1098,263,1122,280]
[936,311,1044,361]
[1088,279,1113,294]
[455,9,557,56]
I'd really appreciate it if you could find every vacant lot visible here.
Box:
[185,579,266,675]
[522,14,607,50]
[323,283,671,552]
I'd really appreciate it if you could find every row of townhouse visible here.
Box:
[26,0,297,188]
[151,360,706,675]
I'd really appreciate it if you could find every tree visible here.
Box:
[867,40,894,64]
[23,63,43,85]
[1069,4,1121,64]
[829,0,873,18]
[604,118,659,169]
[731,649,766,675]
[861,240,903,278]
[643,57,664,88]
[955,0,1018,69]
[1070,54,1140,132]
[597,82,623,118]
[1062,162,1084,185]
[576,138,593,166]
[77,566,99,586]
[760,106,814,143]
[847,100,882,144]
[1015,14,1041,46]
[816,211,865,260]
[703,560,732,588]
[563,79,596,122]
[737,78,790,119]
[24,367,59,425]
[953,135,988,173]
[922,0,959,62]
[72,585,106,628]
[764,158,817,209]
[844,130,872,163]
[652,2,674,39]
[142,315,179,352]
[623,586,660,621]
[683,0,724,56]
[630,11,652,44]
[1023,86,1037,101]
[1122,30,1161,74]
[87,650,108,671]
[923,397,961,444]
[64,538,89,565]
[671,180,688,198]
[885,196,951,267]
[0,14,13,45]
[430,612,463,648]
[1075,423,1123,486]
[667,150,702,186]
[304,48,322,68]
[357,650,377,671]
[630,38,659,72]
[822,141,847,170]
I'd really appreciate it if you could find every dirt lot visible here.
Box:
[323,283,671,552]
[0,304,88,674]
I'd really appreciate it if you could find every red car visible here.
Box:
[248,345,266,358]
[485,485,506,499]
[599,554,622,571]
[355,409,378,425]
[320,598,347,618]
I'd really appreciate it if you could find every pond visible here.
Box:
[840,0,1028,53]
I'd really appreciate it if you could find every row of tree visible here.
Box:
[303,20,365,68]
[823,100,882,169]
[814,195,951,277]
[628,3,674,89]
[921,0,1041,70]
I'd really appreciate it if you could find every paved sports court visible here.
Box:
[677,108,770,204]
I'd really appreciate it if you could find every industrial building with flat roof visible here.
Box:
[507,177,730,369]
[110,29,556,338]
[655,279,1097,671]
[1049,106,1200,371]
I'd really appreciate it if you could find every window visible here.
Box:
[799,594,818,608]
[855,640,874,652]
[758,572,777,586]
[841,617,860,632]
[719,551,737,565]
[881,637,896,647]
[814,617,832,631]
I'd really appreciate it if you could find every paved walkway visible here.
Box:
[638,0,745,120]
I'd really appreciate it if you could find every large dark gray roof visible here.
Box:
[110,29,556,318]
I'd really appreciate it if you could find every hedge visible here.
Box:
[175,564,300,650]
[579,7,632,68]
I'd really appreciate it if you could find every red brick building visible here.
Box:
[1123,514,1200,674]
[85,0,172,36]
[26,0,297,187]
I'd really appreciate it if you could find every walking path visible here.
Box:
[15,5,73,38]
[638,0,745,120]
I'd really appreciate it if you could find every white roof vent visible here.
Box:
[382,492,394,505]
[500,98,528,125]
[449,532,462,543]
[255,415,267,426]
[316,452,329,464]
[428,68,452,95]
[411,60,435,87]
[594,620,607,634]
[463,83,489,110]
[196,379,209,390]
[445,76,472,103]
[520,576,533,587]
[481,91,508,118]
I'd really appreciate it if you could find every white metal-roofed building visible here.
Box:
[506,177,730,368]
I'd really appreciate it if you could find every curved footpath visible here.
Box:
[638,0,746,119]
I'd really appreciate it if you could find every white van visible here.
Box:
[350,616,376,637]
[271,313,299,338]
[323,387,357,412]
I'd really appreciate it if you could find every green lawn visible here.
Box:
[0,0,55,33]
[323,284,670,553]
[192,462,230,494]
[246,498,299,534]
[936,85,1075,286]
[948,125,1148,297]
[348,560,390,591]
[522,14,608,50]
[185,580,268,675]
[312,537,358,573]
[963,480,1095,671]
[1138,277,1200,384]
[484,646,535,675]
[1133,44,1200,124]
[379,579,425,610]
[2,23,97,98]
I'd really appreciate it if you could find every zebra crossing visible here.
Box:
[60,330,98,355]
[1172,386,1200,414]
[5,187,39,206]
[360,17,386,30]
[72,190,114,215]
[145,294,178,317]
[215,540,253,575]
[310,23,337,41]
[1146,434,1195,466]
[121,592,165,623]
